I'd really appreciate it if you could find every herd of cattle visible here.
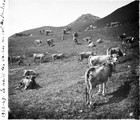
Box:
[9,30,136,109]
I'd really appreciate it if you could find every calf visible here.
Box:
[78,51,96,62]
[85,61,115,106]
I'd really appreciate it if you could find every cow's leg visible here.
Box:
[102,82,107,96]
[85,86,89,105]
[97,84,102,95]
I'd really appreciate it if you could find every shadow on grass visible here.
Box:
[97,80,133,106]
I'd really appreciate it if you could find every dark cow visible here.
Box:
[118,33,126,40]
[85,61,116,106]
[46,39,54,47]
[122,37,136,47]
[107,47,126,59]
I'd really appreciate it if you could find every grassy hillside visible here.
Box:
[8,1,139,119]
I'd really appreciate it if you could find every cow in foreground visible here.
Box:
[85,61,116,106]
[78,51,96,62]
[17,75,37,90]
[88,54,118,67]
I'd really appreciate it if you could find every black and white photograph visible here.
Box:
[5,0,140,119]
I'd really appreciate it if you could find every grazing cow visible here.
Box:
[107,47,126,58]
[52,53,65,61]
[39,30,45,35]
[45,30,53,36]
[78,51,96,62]
[96,38,103,43]
[73,32,79,38]
[22,70,38,78]
[122,37,136,47]
[46,38,54,47]
[85,61,116,106]
[83,37,92,43]
[73,37,79,44]
[17,75,37,90]
[61,28,71,40]
[88,42,96,47]
[118,33,126,40]
[88,55,118,67]
[34,39,42,46]
[33,52,48,63]
[9,55,25,65]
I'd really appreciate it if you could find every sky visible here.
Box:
[8,0,134,36]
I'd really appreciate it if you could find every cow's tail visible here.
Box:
[85,68,95,104]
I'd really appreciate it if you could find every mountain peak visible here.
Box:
[68,13,100,27]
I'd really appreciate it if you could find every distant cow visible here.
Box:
[46,38,54,47]
[118,33,127,40]
[34,39,42,46]
[85,61,116,106]
[107,47,126,59]
[88,42,96,47]
[39,30,45,35]
[83,37,92,43]
[88,55,118,67]
[78,51,96,62]
[45,30,53,36]
[96,38,103,43]
[122,37,136,47]
[61,28,71,40]
[33,52,48,63]
[23,70,38,78]
[52,53,65,61]
[8,55,25,65]
[17,75,37,90]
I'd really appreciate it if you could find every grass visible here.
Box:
[8,23,139,119]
